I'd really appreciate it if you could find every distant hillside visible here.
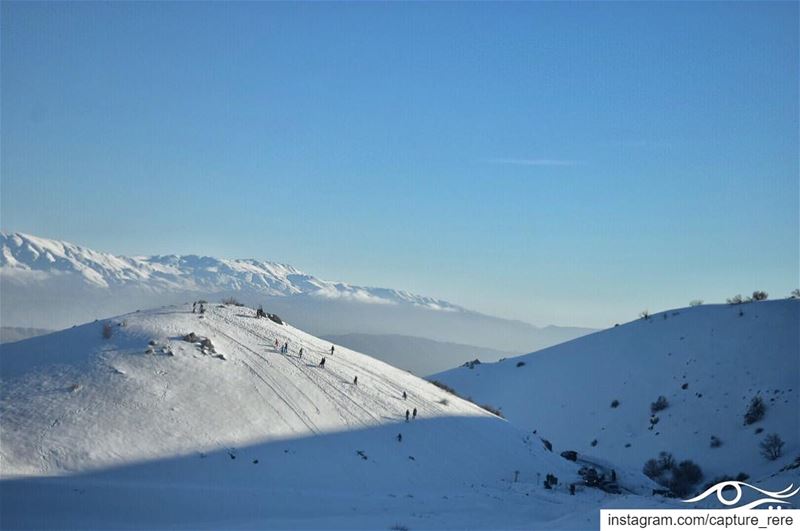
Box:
[0,327,52,344]
[0,232,593,368]
[322,333,516,375]
[435,300,800,486]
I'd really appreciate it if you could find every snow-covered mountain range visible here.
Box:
[0,232,593,372]
[0,232,460,309]
[434,299,800,488]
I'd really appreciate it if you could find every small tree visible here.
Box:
[751,291,768,301]
[744,396,765,425]
[102,322,114,339]
[760,433,784,461]
[727,294,743,305]
[689,300,703,307]
[639,310,650,320]
[651,395,669,413]
[790,289,800,299]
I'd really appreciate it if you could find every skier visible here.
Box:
[353,376,358,385]
[405,409,410,422]
[299,347,304,359]
[397,433,402,443]
[284,342,289,354]
[199,303,205,314]
[412,408,417,420]
[402,391,407,400]
[192,301,197,313]
[274,339,279,350]
[319,357,326,368]
[330,345,335,356]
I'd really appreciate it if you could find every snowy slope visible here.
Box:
[1,303,614,529]
[435,300,800,486]
[0,232,592,362]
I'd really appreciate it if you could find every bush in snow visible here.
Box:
[429,380,458,395]
[790,289,800,299]
[744,396,765,425]
[751,291,768,301]
[611,399,620,408]
[727,295,744,305]
[102,322,114,339]
[221,297,243,306]
[760,433,784,461]
[639,310,650,320]
[689,300,703,307]
[670,460,704,497]
[463,359,481,369]
[643,458,662,480]
[709,435,722,448]
[650,395,669,414]
[643,452,703,497]
[516,361,526,367]
[480,404,504,417]
[560,450,578,462]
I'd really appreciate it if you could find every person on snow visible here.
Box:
[274,339,279,350]
[284,342,289,354]
[330,345,335,356]
[402,391,407,400]
[319,357,326,368]
[397,433,402,443]
[353,376,358,385]
[405,409,410,422]
[192,301,197,313]
[412,408,417,420]
[199,303,205,314]
[299,347,304,359]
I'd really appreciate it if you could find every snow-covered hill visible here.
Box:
[0,303,608,529]
[0,232,592,367]
[434,300,800,487]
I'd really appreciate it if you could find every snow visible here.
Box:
[1,302,796,528]
[0,303,605,529]
[0,232,594,370]
[434,300,800,486]
[0,232,463,310]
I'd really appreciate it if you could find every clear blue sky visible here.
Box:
[2,2,798,328]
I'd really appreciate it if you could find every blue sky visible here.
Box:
[2,2,797,328]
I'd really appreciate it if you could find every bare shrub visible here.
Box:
[744,396,765,425]
[689,300,703,307]
[480,404,504,418]
[429,380,458,395]
[760,433,784,461]
[751,291,768,301]
[650,395,669,414]
[102,322,113,339]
